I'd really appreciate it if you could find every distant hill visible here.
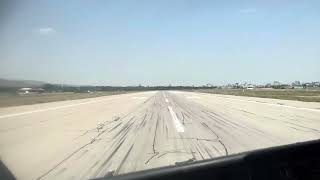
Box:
[0,78,47,88]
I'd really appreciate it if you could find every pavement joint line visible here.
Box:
[0,97,121,119]
[167,106,184,132]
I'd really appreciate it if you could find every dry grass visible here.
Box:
[0,91,135,108]
[190,89,320,102]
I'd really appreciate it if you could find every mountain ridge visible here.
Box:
[0,78,47,88]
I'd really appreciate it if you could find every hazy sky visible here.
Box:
[1,0,319,86]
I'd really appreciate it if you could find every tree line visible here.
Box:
[42,84,218,92]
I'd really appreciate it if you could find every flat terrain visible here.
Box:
[0,91,135,108]
[191,89,320,102]
[0,91,320,180]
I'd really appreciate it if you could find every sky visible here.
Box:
[0,0,319,86]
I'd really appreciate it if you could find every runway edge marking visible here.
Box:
[0,97,121,119]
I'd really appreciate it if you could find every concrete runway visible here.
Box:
[0,91,320,180]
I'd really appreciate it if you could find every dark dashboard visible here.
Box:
[95,139,320,180]
[1,139,320,180]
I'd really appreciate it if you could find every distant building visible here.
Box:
[273,81,281,86]
[292,81,301,86]
[206,83,216,87]
[224,84,233,89]
[18,87,44,95]
[246,84,255,90]
[303,83,313,88]
[292,81,302,89]
[255,85,265,88]
[303,82,320,88]
[293,86,303,89]
[313,82,320,87]
[265,83,272,88]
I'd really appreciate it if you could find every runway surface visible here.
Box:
[0,91,320,180]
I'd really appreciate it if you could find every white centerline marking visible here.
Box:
[165,98,169,103]
[0,97,120,119]
[168,106,184,132]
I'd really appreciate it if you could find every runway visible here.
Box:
[0,91,320,180]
